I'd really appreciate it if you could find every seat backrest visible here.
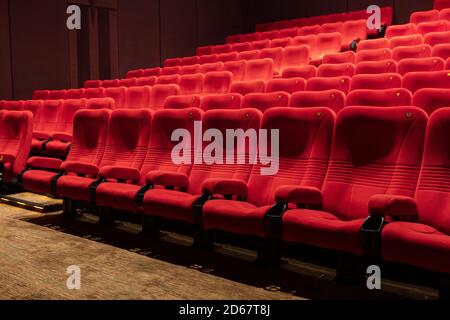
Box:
[161,66,181,76]
[223,60,247,82]
[291,35,316,49]
[246,107,335,206]
[227,34,242,43]
[244,58,274,81]
[164,58,181,67]
[412,88,450,115]
[48,90,67,100]
[317,63,355,78]
[180,64,201,75]
[260,48,284,73]
[279,27,299,38]
[322,51,356,64]
[102,79,119,88]
[83,88,105,99]
[34,100,61,134]
[424,31,450,46]
[2,101,24,111]
[356,48,392,63]
[250,39,271,51]
[180,56,199,66]
[392,44,432,61]
[260,30,280,40]
[432,43,450,60]
[389,34,424,50]
[54,99,85,134]
[320,22,344,34]
[397,57,445,75]
[386,23,416,39]
[163,95,201,110]
[23,100,43,130]
[200,62,224,74]
[270,37,293,48]
[342,20,367,46]
[410,10,441,25]
[203,71,233,95]
[179,74,204,95]
[434,0,450,10]
[218,52,239,63]
[126,69,143,78]
[306,76,351,94]
[357,38,390,52]
[238,50,261,61]
[198,54,218,65]
[231,43,251,53]
[241,32,260,43]
[283,45,310,68]
[197,46,213,56]
[230,80,266,96]
[322,106,427,220]
[66,89,85,99]
[282,65,317,79]
[354,60,397,75]
[105,87,127,109]
[32,90,49,100]
[212,44,232,55]
[266,78,306,94]
[150,84,181,110]
[310,32,342,61]
[346,88,412,107]
[290,90,346,113]
[298,24,321,36]
[200,93,242,111]
[142,67,161,77]
[241,92,290,112]
[136,76,157,87]
[84,80,101,88]
[85,97,115,110]
[126,86,152,109]
[156,74,181,85]
[350,73,402,91]
[403,70,450,93]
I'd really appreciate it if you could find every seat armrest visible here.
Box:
[201,179,248,200]
[275,185,323,208]
[99,166,141,181]
[27,157,63,170]
[368,194,418,220]
[33,131,50,140]
[61,161,99,177]
[51,132,72,142]
[145,171,189,189]
[0,153,16,164]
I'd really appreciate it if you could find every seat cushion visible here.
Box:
[282,209,364,255]
[57,175,96,201]
[203,200,271,237]
[31,138,46,153]
[143,189,199,223]
[382,222,450,273]
[96,182,141,212]
[45,141,70,157]
[23,170,58,194]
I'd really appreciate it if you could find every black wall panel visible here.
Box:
[0,0,12,100]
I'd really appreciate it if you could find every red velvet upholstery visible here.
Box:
[424,31,450,46]
[179,74,204,95]
[104,87,127,109]
[322,51,356,64]
[198,54,218,65]
[306,76,351,94]
[230,81,266,95]
[317,63,355,78]
[386,23,416,39]
[218,52,238,63]
[156,74,181,85]
[413,88,450,115]
[203,72,232,95]
[282,65,317,80]
[397,57,445,75]
[223,60,247,81]
[354,60,397,75]
[266,78,306,94]
[355,48,392,63]
[238,50,261,61]
[346,88,412,107]
[200,62,224,74]
[392,45,432,62]
[357,38,389,52]
[242,92,290,113]
[31,100,61,153]
[200,94,242,111]
[402,71,450,93]
[244,59,274,81]
[150,84,180,110]
[350,73,402,91]
[136,76,157,87]
[310,33,342,62]
[389,34,424,50]
[290,90,346,113]
[164,95,201,110]
[126,86,152,109]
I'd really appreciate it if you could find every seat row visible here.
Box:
[410,7,450,25]
[19,105,450,294]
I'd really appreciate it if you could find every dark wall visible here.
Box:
[0,0,12,100]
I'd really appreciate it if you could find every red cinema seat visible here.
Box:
[230,42,249,53]
[424,31,450,46]
[357,38,389,52]
[212,44,232,55]
[47,90,67,100]
[0,110,33,183]
[350,73,402,91]
[163,95,201,110]
[403,71,450,93]
[31,100,61,154]
[198,54,218,65]
[83,88,105,99]
[290,90,346,113]
[389,35,424,50]
[136,76,157,87]
[126,69,143,78]
[200,93,242,111]
[66,89,85,100]
[156,74,181,85]
[397,57,445,75]
[200,62,224,74]
[342,20,367,49]
[346,88,412,107]
[306,76,351,94]
[282,106,427,256]
[218,52,239,63]
[96,108,203,214]
[447,57,450,69]
[179,74,204,95]
[57,109,152,204]
[385,23,416,39]
[380,108,450,275]
[23,100,42,123]
[203,71,233,95]
[354,60,397,75]
[223,60,247,81]
[101,79,119,88]
[298,25,321,36]
[279,27,299,38]
[150,84,180,110]
[84,80,101,88]
[322,51,356,64]
[180,64,201,75]
[230,81,266,95]
[435,0,450,10]
[317,63,355,78]
[260,48,284,74]
[412,88,450,115]
[260,30,280,41]
[32,90,49,100]
[241,32,261,43]
[282,65,317,80]
[355,48,392,63]
[241,92,290,112]
[266,78,306,94]
[291,35,316,49]
[244,58,274,81]
[238,50,261,61]
[142,108,262,225]
[197,46,213,56]
[440,8,450,21]
[226,34,242,44]
[270,37,293,48]
[142,67,162,77]
[180,56,199,66]
[104,87,127,109]
[310,33,342,63]
[85,98,115,110]
[164,58,181,67]
[433,44,450,60]
[410,10,440,25]
[416,20,449,36]
[202,107,335,239]
[250,40,271,51]
[2,101,24,110]
[126,86,152,109]
[161,66,181,76]
[282,45,310,70]
[320,22,344,35]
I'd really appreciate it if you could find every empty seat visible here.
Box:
[197,46,213,56]
[350,73,402,91]
[218,52,239,63]
[402,71,450,93]
[118,78,137,88]
[84,80,101,88]
[320,22,344,34]
[31,100,61,154]
[32,90,49,100]
[241,32,260,42]
[163,95,201,110]
[164,58,181,67]
[283,45,310,69]
[180,56,199,66]
[105,87,127,109]
[282,106,427,256]
[241,92,290,112]
[260,48,284,74]
[238,50,261,61]
[356,48,392,63]
[290,90,346,113]
[226,34,242,44]
[354,60,397,75]
[244,58,274,81]
[447,57,450,69]
[136,76,157,87]
[291,35,316,49]
[84,88,105,99]
[150,84,180,110]
[397,57,445,75]
[85,98,115,110]
[346,88,412,107]
[142,68,162,77]
[410,10,440,25]
[389,34,424,49]
[322,51,356,64]
[200,62,224,74]
[126,69,143,78]
[413,88,450,115]
[203,71,233,95]
[260,30,280,40]
[441,8,450,21]
[416,20,449,36]
[342,20,367,49]
[126,86,152,109]
[198,54,218,65]
[298,25,321,36]
[306,76,351,94]
[385,23,416,39]
[424,31,450,46]
[317,63,355,78]
[57,109,152,204]
[179,74,204,95]
[282,65,317,80]
[266,78,306,94]
[2,101,23,111]
[142,108,262,226]
[230,81,266,95]
[212,44,232,54]
[161,66,181,75]
[48,90,67,100]
[250,40,271,51]
[433,44,450,60]
[435,0,450,10]
[202,107,335,239]
[270,37,293,48]
[156,74,181,85]
[357,38,389,51]
[279,27,299,38]
[310,33,342,62]
[101,79,119,88]
[200,93,242,111]
[223,60,247,81]
[180,64,201,75]
[23,100,42,121]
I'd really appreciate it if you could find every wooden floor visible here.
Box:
[0,198,439,300]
